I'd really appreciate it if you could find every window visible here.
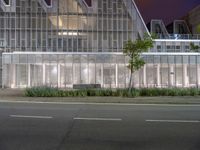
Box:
[166,45,171,49]
[185,45,190,50]
[3,0,9,5]
[83,0,92,7]
[157,45,161,49]
[44,0,51,6]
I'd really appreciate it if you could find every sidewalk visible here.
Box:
[0,89,200,104]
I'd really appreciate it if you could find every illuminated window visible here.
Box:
[3,0,10,5]
[44,0,51,6]
[84,0,92,7]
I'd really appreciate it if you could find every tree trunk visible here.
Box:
[129,71,133,92]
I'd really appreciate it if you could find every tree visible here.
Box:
[123,34,154,90]
[197,24,200,33]
[190,42,200,52]
[190,24,200,52]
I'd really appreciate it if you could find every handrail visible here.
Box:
[155,34,200,40]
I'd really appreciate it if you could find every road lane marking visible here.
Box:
[74,117,122,121]
[1,100,200,107]
[10,115,53,119]
[146,119,200,123]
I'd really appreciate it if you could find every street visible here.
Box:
[0,101,200,150]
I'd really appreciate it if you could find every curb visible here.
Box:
[0,96,200,105]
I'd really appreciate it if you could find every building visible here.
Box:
[183,5,200,34]
[1,0,200,88]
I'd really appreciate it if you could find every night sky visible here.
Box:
[135,0,200,25]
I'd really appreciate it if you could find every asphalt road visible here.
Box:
[0,101,200,150]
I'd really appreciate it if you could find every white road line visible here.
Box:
[146,119,200,123]
[10,115,53,119]
[74,117,122,121]
[1,100,200,107]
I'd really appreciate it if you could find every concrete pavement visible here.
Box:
[0,101,200,150]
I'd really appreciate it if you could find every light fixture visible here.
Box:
[58,32,78,36]
[52,66,57,74]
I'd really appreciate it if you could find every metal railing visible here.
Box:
[156,34,200,40]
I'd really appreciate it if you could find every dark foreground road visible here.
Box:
[0,101,200,150]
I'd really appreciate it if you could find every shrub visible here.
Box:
[25,87,200,97]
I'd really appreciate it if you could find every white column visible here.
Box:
[101,64,104,88]
[11,64,16,88]
[157,64,161,87]
[88,64,90,84]
[72,64,75,85]
[43,64,45,85]
[169,65,174,87]
[197,64,200,87]
[183,64,188,87]
[57,64,61,88]
[28,64,31,87]
[116,64,118,88]
[143,65,147,87]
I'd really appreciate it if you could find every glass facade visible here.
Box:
[3,52,200,88]
[0,0,147,53]
[151,40,200,53]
